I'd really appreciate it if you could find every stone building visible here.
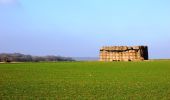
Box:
[99,46,148,61]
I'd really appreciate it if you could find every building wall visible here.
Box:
[100,46,148,61]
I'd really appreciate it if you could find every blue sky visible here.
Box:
[0,0,170,58]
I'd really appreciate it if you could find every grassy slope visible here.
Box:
[0,61,170,99]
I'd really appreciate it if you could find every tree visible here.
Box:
[2,55,11,63]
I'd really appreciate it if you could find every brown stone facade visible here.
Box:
[100,46,148,61]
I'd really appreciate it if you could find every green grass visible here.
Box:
[0,61,170,100]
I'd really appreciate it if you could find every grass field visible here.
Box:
[0,61,170,100]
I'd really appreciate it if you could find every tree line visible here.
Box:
[0,53,75,62]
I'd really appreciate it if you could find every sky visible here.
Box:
[0,0,170,58]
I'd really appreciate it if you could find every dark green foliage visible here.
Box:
[0,61,170,99]
[0,53,75,62]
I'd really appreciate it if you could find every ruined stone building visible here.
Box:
[100,46,148,61]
